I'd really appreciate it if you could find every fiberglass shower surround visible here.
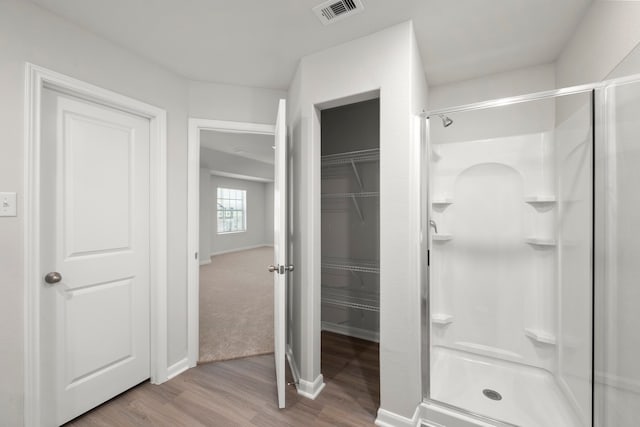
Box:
[425,91,593,427]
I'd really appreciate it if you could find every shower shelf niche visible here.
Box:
[524,328,557,345]
[432,313,454,325]
[525,237,556,247]
[432,234,453,242]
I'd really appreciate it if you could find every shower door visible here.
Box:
[594,76,640,427]
[423,91,594,427]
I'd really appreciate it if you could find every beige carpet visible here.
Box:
[199,246,274,364]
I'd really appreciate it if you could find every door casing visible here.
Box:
[24,63,168,427]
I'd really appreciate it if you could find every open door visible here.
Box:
[269,99,291,409]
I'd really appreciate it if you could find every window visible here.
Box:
[217,187,247,233]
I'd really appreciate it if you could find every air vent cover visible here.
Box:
[313,0,364,25]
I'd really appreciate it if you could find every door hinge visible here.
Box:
[195,252,198,260]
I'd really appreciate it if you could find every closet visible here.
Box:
[320,98,380,342]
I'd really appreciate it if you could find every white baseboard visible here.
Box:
[321,321,380,343]
[298,373,325,400]
[167,357,190,380]
[209,244,271,257]
[375,406,420,427]
[199,258,211,266]
[286,345,325,399]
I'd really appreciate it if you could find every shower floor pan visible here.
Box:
[430,346,584,427]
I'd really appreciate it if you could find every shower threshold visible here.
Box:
[429,346,584,427]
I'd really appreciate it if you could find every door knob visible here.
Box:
[268,264,294,274]
[44,271,62,284]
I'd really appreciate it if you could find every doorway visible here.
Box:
[319,97,381,416]
[197,129,276,363]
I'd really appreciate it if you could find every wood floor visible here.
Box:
[66,332,380,427]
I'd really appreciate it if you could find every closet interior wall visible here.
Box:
[320,98,380,341]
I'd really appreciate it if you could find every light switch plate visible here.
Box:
[0,192,17,217]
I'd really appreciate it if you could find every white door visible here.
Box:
[41,89,151,425]
[271,99,290,409]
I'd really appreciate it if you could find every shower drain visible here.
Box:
[482,389,503,401]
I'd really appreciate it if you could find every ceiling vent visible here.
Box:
[313,0,364,25]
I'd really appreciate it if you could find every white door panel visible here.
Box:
[41,90,151,425]
[62,113,134,255]
[273,99,288,409]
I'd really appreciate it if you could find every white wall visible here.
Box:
[189,81,286,124]
[556,1,640,88]
[0,1,190,424]
[208,176,272,254]
[429,63,556,110]
[287,21,428,419]
[428,64,557,147]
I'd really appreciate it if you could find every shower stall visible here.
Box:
[420,74,640,427]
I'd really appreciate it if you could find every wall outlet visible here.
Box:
[0,192,17,217]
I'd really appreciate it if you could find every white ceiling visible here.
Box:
[29,0,592,89]
[201,131,274,165]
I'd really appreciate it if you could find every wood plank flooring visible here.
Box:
[66,332,380,427]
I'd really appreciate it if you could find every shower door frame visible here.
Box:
[420,82,601,427]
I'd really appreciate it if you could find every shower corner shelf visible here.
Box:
[524,237,556,247]
[432,197,453,207]
[524,328,557,345]
[524,196,556,206]
[431,313,454,325]
[432,234,453,242]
